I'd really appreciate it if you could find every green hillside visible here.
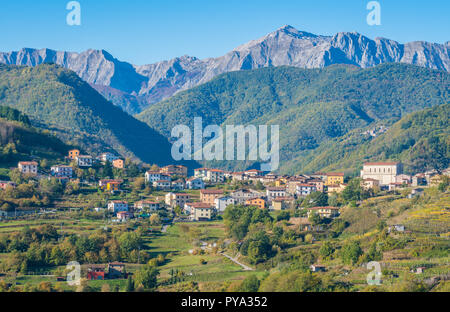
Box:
[137,64,449,173]
[288,104,450,175]
[0,114,70,166]
[0,64,192,168]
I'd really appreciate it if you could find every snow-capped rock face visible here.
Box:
[1,25,448,113]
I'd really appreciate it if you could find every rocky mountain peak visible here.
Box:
[1,26,448,114]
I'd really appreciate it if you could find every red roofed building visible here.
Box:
[360,162,403,186]
[18,161,38,175]
[200,189,224,205]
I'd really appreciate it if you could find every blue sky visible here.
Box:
[0,0,448,65]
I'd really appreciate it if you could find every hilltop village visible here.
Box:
[2,149,448,222]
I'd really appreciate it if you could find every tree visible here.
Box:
[304,234,314,244]
[133,177,146,192]
[363,242,382,262]
[276,211,290,221]
[309,212,321,226]
[341,178,371,204]
[304,192,328,207]
[134,265,159,290]
[173,205,183,216]
[126,275,135,292]
[149,214,161,226]
[340,241,363,265]
[238,275,260,292]
[102,161,114,178]
[319,241,334,260]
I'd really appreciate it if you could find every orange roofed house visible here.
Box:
[18,161,38,175]
[160,165,188,177]
[246,198,266,210]
[200,189,224,205]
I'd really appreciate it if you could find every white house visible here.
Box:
[99,152,119,163]
[266,187,287,200]
[51,165,73,178]
[145,171,161,183]
[231,189,263,204]
[171,179,185,190]
[145,171,171,183]
[153,180,171,190]
[76,155,93,167]
[18,161,38,175]
[108,201,129,213]
[186,177,205,190]
[295,183,317,197]
[207,169,225,183]
[134,200,161,212]
[194,168,209,180]
[215,196,235,213]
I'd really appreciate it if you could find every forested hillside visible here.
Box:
[137,64,449,172]
[284,104,450,175]
[0,64,193,168]
[0,115,70,165]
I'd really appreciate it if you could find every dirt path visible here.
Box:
[221,253,254,271]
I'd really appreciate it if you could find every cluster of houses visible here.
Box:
[360,162,449,191]
[7,154,449,225]
[9,150,125,184]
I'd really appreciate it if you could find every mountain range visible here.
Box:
[1,25,449,114]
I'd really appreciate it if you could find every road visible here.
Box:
[221,253,254,271]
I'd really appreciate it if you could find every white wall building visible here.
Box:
[215,196,235,213]
[51,165,73,178]
[108,201,129,213]
[360,162,403,186]
[266,187,287,200]
[76,155,93,167]
[18,161,38,175]
[186,178,205,190]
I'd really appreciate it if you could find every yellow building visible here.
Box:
[103,182,121,193]
[272,197,294,211]
[325,173,344,186]
[326,184,347,194]
[246,198,266,210]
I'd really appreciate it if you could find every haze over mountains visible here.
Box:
[1,25,449,114]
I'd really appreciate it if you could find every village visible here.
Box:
[0,147,449,292]
[2,148,448,227]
